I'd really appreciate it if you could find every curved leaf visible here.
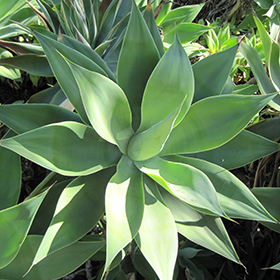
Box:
[65,60,134,154]
[185,130,280,170]
[136,156,225,217]
[160,188,239,264]
[0,104,82,134]
[105,156,144,272]
[0,191,47,269]
[0,54,53,77]
[167,155,277,223]
[0,235,105,280]
[117,1,160,129]
[192,44,238,103]
[0,147,21,210]
[32,169,113,266]
[161,93,277,155]
[135,177,178,280]
[0,121,121,176]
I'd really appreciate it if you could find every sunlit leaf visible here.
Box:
[0,104,82,134]
[167,155,277,223]
[136,156,225,216]
[117,1,160,129]
[161,93,277,155]
[65,59,134,153]
[160,188,239,264]
[1,121,121,176]
[32,169,112,266]
[105,156,144,272]
[0,191,47,269]
[0,147,21,210]
[192,44,238,103]
[0,235,105,280]
[185,130,280,170]
[135,176,178,280]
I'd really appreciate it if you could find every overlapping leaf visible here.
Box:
[160,187,239,264]
[136,156,225,217]
[117,1,160,129]
[0,146,21,210]
[161,93,277,155]
[32,169,112,266]
[65,59,134,154]
[0,191,47,269]
[0,121,121,176]
[167,155,277,223]
[105,156,144,272]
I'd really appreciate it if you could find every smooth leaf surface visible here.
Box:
[136,156,225,216]
[0,54,53,77]
[32,169,112,265]
[0,191,46,269]
[185,130,280,170]
[0,104,82,134]
[160,188,239,264]
[192,44,238,103]
[0,146,21,210]
[1,121,121,176]
[117,1,160,129]
[168,155,277,223]
[0,235,105,280]
[105,156,144,272]
[161,93,277,155]
[135,177,178,280]
[66,60,134,153]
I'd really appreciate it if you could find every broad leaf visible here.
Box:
[161,93,277,155]
[32,169,112,266]
[185,130,280,170]
[135,176,178,280]
[1,121,121,176]
[192,44,238,103]
[105,156,144,272]
[0,54,52,77]
[0,235,105,280]
[167,155,277,223]
[136,156,225,217]
[0,104,82,134]
[0,147,21,210]
[65,60,134,154]
[160,188,240,264]
[117,1,160,129]
[0,191,47,269]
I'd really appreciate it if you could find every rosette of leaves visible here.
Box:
[0,2,280,279]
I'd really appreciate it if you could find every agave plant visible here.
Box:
[0,1,280,279]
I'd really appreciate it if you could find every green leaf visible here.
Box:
[192,45,238,103]
[161,93,277,155]
[161,187,239,263]
[185,130,280,170]
[0,147,21,210]
[117,1,160,129]
[33,29,108,124]
[1,121,121,176]
[136,156,225,217]
[168,155,277,223]
[251,188,280,234]
[135,176,178,280]
[0,104,82,134]
[65,60,134,154]
[163,23,211,44]
[105,156,144,272]
[0,235,105,280]
[0,191,47,269]
[0,0,27,20]
[0,54,53,77]
[32,169,112,266]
